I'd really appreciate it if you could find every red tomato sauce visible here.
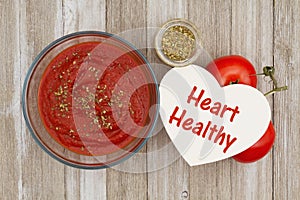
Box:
[38,41,151,156]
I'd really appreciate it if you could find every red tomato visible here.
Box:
[233,122,275,163]
[206,55,275,163]
[206,55,257,87]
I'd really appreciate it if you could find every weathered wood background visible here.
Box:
[0,0,299,199]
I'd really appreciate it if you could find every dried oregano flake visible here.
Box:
[161,25,196,62]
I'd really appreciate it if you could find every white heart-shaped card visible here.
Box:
[159,65,271,166]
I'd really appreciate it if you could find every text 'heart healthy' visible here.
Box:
[159,65,271,166]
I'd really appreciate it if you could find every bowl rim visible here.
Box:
[22,30,160,169]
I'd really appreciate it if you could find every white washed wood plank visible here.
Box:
[62,1,107,200]
[63,0,106,34]
[64,167,80,199]
[80,170,106,200]
[274,0,300,199]
[18,0,65,199]
[106,0,148,199]
[230,1,274,200]
[146,0,190,199]
[188,1,232,199]
[0,0,23,199]
[231,1,273,199]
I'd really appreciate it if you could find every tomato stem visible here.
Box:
[255,66,288,96]
[264,86,288,96]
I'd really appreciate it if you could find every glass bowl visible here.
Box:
[155,19,201,67]
[22,31,159,169]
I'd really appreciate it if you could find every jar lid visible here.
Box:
[155,19,201,67]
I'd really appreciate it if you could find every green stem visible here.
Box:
[264,86,288,96]
[258,66,288,96]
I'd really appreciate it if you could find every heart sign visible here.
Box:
[159,65,271,166]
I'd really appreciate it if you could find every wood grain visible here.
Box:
[0,0,20,199]
[0,0,299,199]
[146,1,191,200]
[188,1,232,199]
[274,0,300,199]
[61,1,107,200]
[106,0,148,199]
[230,1,274,199]
[18,0,65,199]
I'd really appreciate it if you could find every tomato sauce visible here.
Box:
[38,41,151,156]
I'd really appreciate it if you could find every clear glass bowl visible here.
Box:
[22,31,159,169]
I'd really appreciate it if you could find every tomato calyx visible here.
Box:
[255,66,288,96]
[229,79,239,85]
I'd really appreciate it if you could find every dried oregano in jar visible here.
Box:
[161,25,196,62]
[155,19,200,67]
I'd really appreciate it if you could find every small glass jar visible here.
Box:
[155,19,201,67]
